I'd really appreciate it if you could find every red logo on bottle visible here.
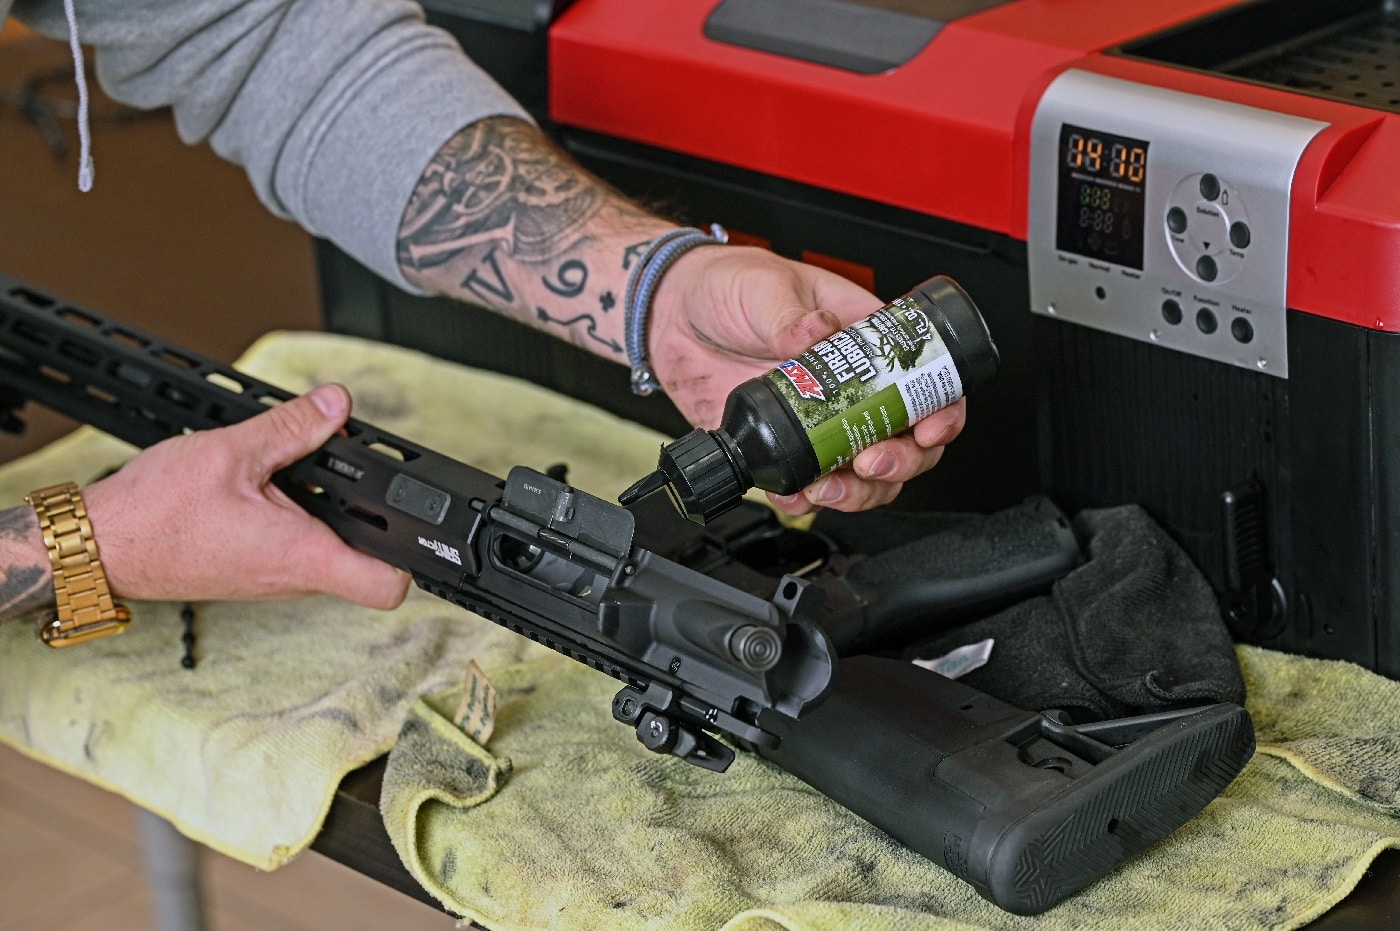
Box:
[779,360,825,400]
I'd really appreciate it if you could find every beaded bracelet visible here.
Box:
[623,223,728,396]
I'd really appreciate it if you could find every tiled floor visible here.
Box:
[0,741,454,930]
[0,25,458,931]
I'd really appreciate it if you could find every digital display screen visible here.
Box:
[1055,124,1149,270]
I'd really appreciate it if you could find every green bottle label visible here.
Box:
[766,295,964,473]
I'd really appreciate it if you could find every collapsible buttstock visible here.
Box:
[760,655,1255,914]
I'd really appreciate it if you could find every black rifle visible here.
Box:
[0,273,1254,915]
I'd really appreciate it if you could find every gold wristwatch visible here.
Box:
[25,481,131,647]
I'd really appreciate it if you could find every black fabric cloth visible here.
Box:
[895,504,1245,723]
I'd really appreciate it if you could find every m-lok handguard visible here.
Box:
[0,273,1254,915]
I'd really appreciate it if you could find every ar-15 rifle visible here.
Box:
[0,273,1254,915]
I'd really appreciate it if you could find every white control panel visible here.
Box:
[1027,70,1327,378]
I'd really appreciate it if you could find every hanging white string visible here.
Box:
[62,0,94,191]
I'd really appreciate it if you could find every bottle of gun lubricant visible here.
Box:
[619,275,998,524]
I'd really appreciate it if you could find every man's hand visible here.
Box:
[396,117,965,517]
[647,245,967,517]
[83,384,410,609]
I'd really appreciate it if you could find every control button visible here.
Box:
[1199,173,1221,201]
[1196,308,1219,334]
[1196,255,1219,281]
[1230,221,1252,249]
[1166,207,1188,235]
[1162,299,1183,325]
[1231,317,1255,343]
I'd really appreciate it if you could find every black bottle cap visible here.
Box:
[918,276,1000,393]
[618,428,746,525]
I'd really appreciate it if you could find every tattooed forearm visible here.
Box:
[398,116,676,361]
[0,505,53,619]
[397,117,603,268]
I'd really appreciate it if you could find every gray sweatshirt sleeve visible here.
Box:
[12,0,532,292]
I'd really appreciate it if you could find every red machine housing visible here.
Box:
[546,0,1400,676]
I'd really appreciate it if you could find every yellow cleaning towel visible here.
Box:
[380,648,1400,930]
[0,330,666,869]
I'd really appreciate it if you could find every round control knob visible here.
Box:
[1167,207,1188,235]
[638,711,677,753]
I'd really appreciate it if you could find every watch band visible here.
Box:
[24,481,131,647]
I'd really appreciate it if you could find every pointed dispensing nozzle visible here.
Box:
[617,428,746,524]
[618,469,669,508]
